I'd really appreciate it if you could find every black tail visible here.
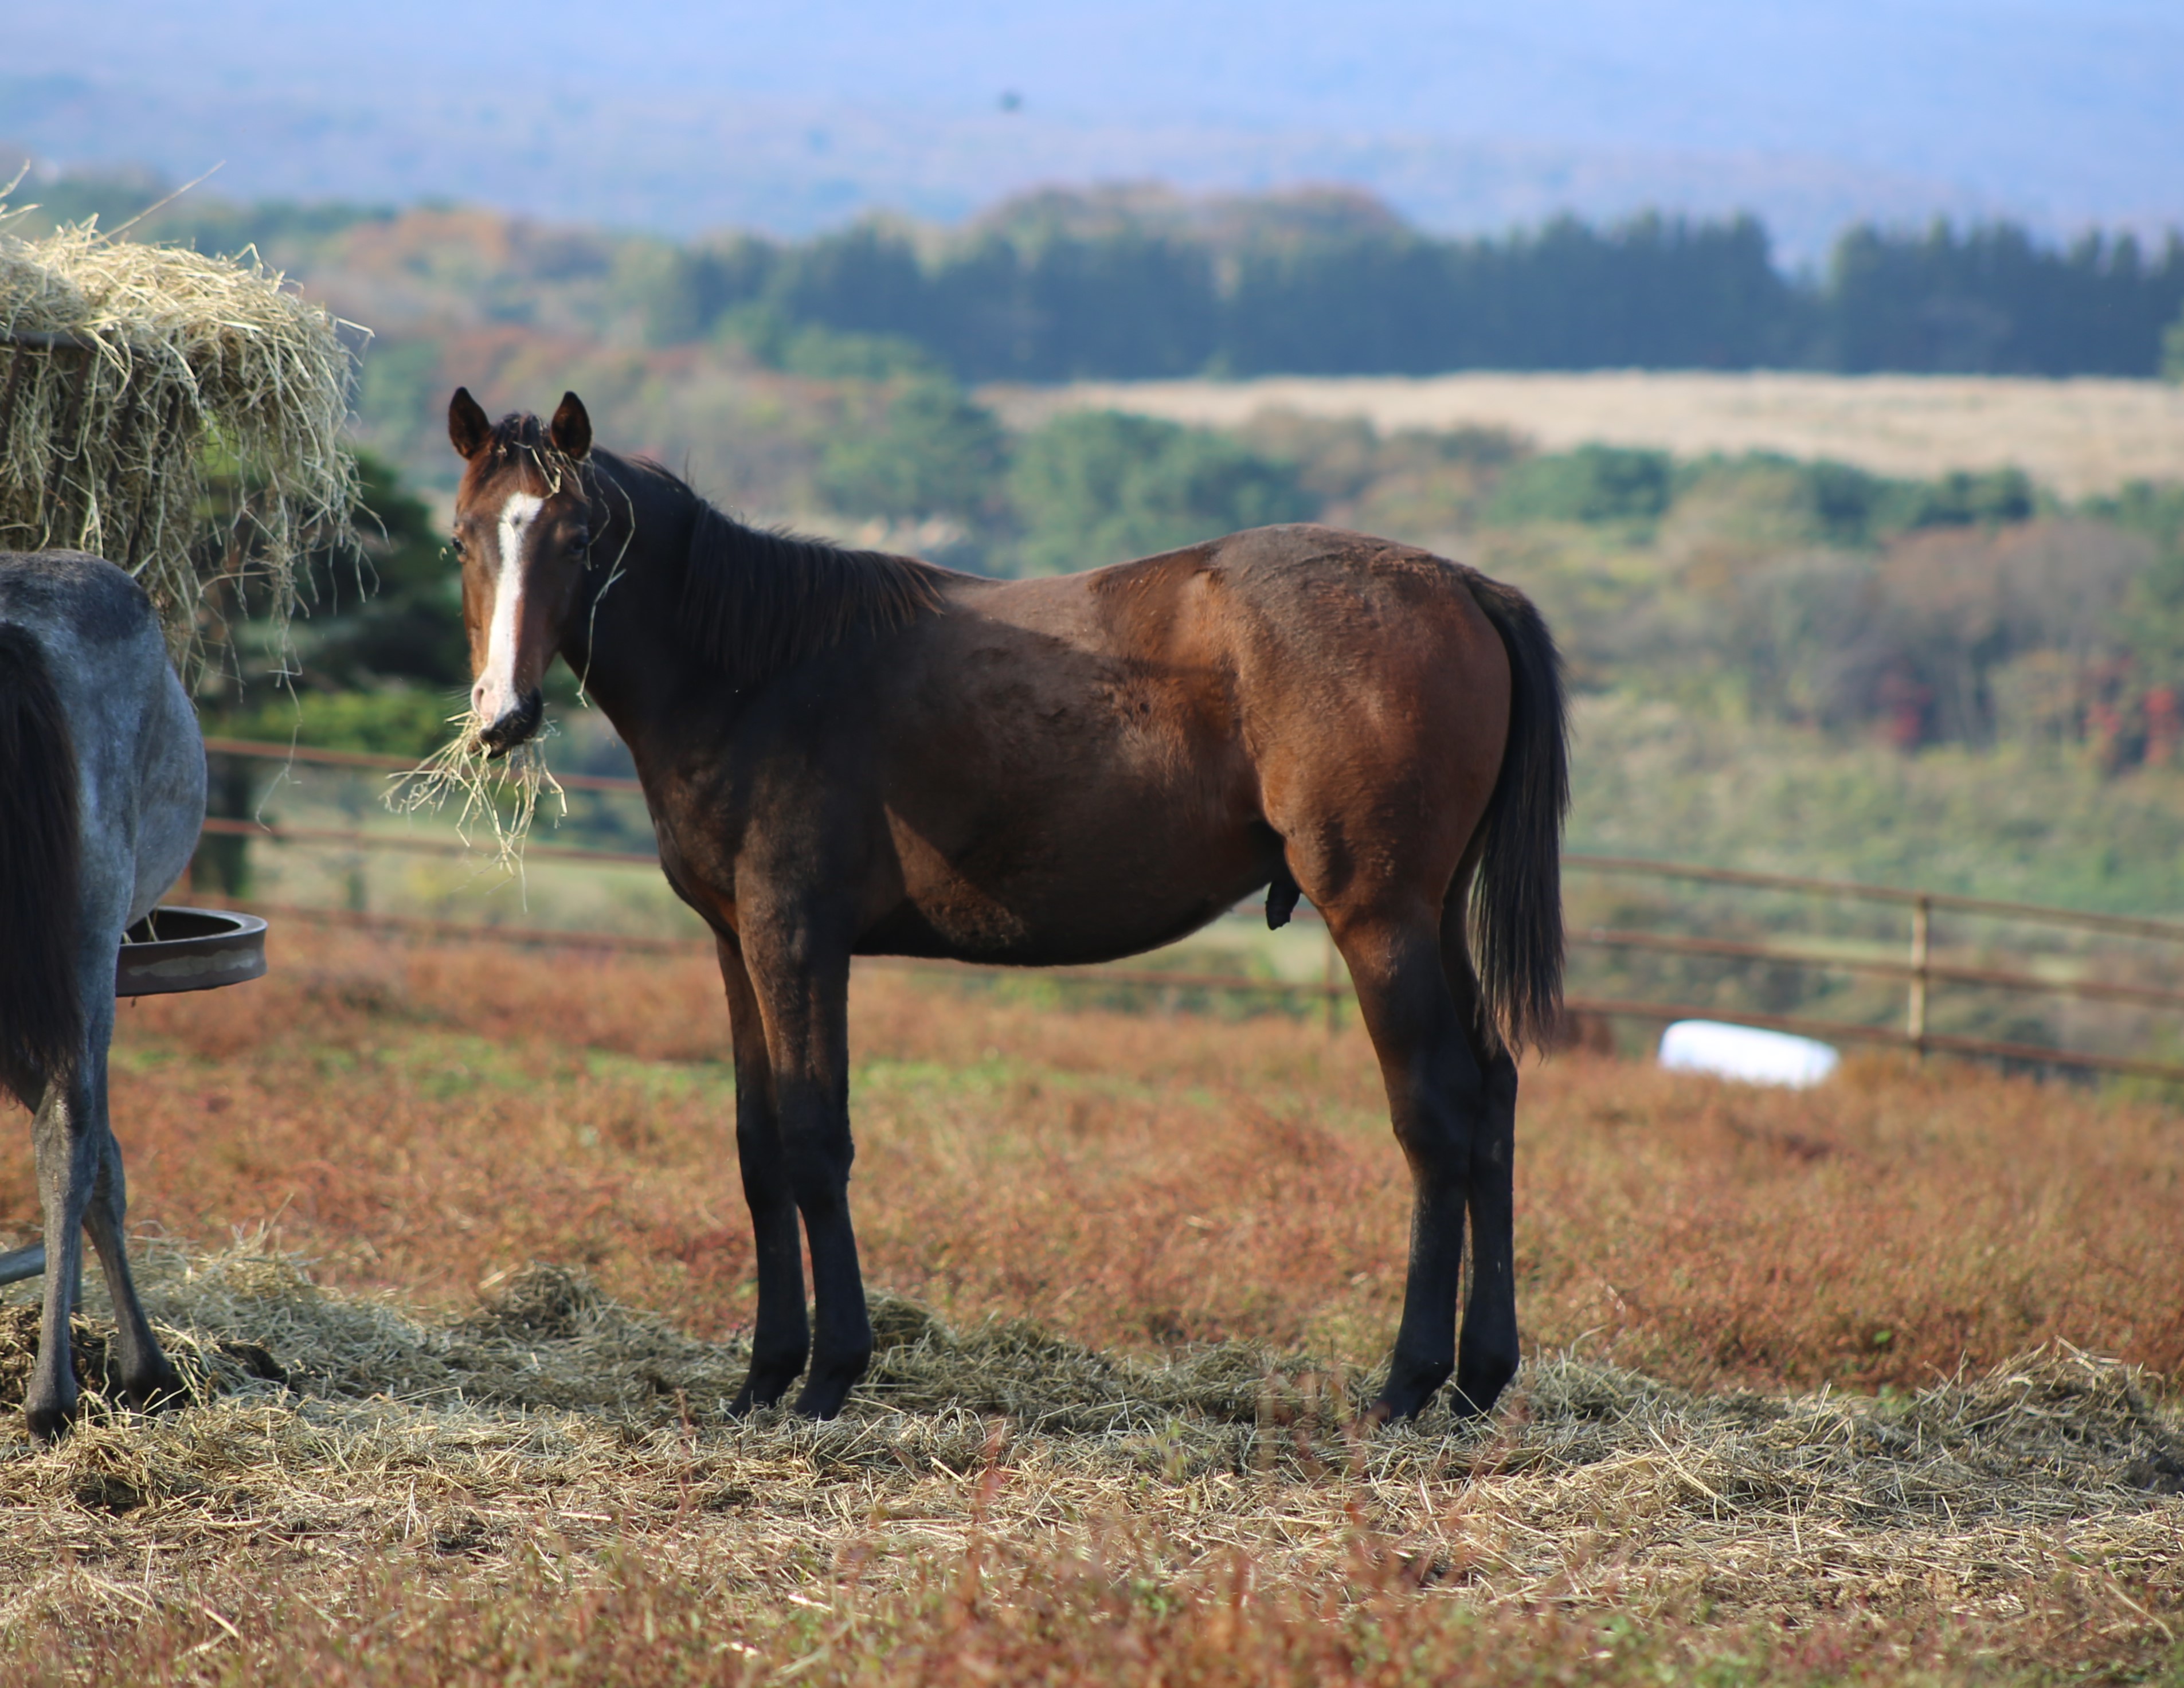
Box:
[1462,572,1569,1055]
[0,625,83,1106]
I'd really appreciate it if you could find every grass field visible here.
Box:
[2,930,2181,1683]
[989,371,2184,500]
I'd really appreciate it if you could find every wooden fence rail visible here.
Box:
[198,737,2184,1084]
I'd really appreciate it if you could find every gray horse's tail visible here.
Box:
[1462,571,1570,1055]
[0,625,82,1106]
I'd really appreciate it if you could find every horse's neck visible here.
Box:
[559,473,708,779]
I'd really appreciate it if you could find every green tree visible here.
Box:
[1486,445,1676,528]
[2092,480,2184,691]
[1904,468,2036,528]
[291,451,470,693]
[713,301,942,382]
[813,381,1007,523]
[2164,306,2184,382]
[354,338,444,457]
[618,236,776,347]
[194,451,465,892]
[1006,412,1316,575]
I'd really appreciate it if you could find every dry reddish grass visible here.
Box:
[14,925,2177,1396]
[2,926,2180,1685]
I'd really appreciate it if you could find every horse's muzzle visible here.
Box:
[480,688,544,757]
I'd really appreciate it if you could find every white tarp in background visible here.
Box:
[1658,1020,1841,1088]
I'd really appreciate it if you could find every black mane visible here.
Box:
[599,449,952,687]
[681,502,950,685]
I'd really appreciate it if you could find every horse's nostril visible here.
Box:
[480,689,545,757]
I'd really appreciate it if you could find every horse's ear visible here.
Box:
[548,391,592,462]
[448,387,492,460]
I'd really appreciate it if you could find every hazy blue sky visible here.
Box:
[6,1,2177,247]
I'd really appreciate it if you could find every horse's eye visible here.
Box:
[450,533,467,558]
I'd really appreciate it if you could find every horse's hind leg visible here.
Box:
[27,985,183,1438]
[718,934,811,1412]
[83,1105,185,1411]
[23,962,117,1440]
[1441,890,1520,1415]
[25,1051,97,1440]
[1329,902,1499,1420]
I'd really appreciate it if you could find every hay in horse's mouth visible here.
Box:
[385,710,566,880]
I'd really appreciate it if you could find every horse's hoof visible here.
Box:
[1373,1356,1453,1423]
[792,1359,868,1421]
[24,1395,79,1444]
[119,1362,190,1415]
[1451,1356,1518,1418]
[728,1360,805,1416]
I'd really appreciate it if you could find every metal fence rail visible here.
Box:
[199,737,2184,1083]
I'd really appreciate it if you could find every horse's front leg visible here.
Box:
[718,933,809,1412]
[741,922,870,1419]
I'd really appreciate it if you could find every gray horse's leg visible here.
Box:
[25,949,182,1438]
[25,1041,98,1440]
[82,1117,182,1411]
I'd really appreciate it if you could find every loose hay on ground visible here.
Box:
[0,1245,2175,1653]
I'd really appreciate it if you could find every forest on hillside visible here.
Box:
[22,172,2184,383]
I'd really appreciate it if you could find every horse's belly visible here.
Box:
[860,886,1258,968]
[867,810,1279,967]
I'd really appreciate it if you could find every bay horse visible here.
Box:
[1,551,203,1438]
[447,388,1567,1423]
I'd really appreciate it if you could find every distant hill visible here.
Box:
[7,0,2183,255]
[9,178,2176,506]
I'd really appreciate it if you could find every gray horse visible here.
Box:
[0,551,203,1438]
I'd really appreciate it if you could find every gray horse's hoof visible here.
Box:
[24,1389,79,1444]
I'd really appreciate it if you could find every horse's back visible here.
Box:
[0,549,155,643]
[0,551,205,931]
[979,522,1506,679]
[1145,522,1506,681]
[973,520,1511,797]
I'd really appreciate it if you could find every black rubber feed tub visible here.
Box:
[115,906,267,997]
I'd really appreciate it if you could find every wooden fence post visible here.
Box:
[1907,894,1932,1058]
[1323,923,1341,1035]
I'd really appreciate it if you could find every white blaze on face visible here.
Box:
[473,490,543,724]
